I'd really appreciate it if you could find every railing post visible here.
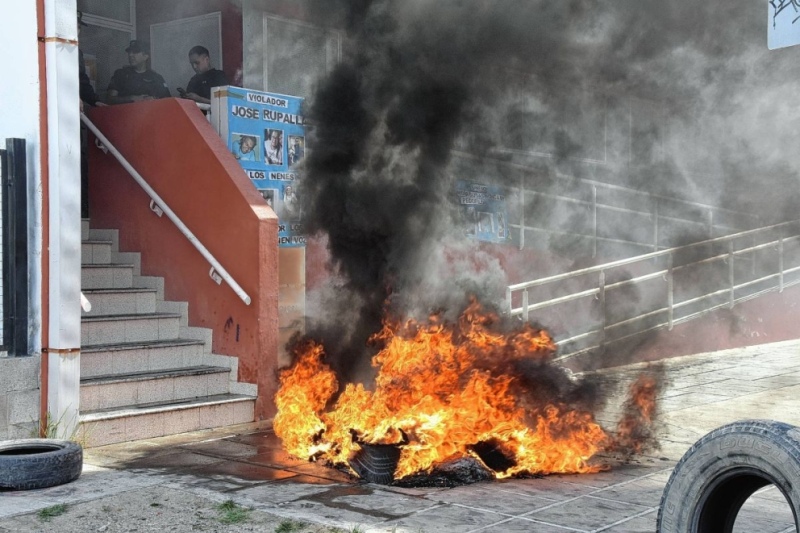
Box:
[728,240,735,309]
[708,209,714,239]
[598,270,606,346]
[505,286,512,316]
[653,198,659,254]
[518,174,525,251]
[667,254,674,331]
[592,185,598,258]
[522,289,529,323]
[779,237,784,293]
[707,209,714,259]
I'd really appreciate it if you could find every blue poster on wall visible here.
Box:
[455,180,511,244]
[213,86,305,247]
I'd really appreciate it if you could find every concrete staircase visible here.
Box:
[79,220,257,447]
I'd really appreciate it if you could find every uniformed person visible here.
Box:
[78,12,99,109]
[106,40,170,104]
[177,45,228,105]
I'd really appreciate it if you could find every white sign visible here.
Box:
[769,0,800,50]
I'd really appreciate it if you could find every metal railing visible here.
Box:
[81,113,251,305]
[507,220,800,362]
[452,151,760,258]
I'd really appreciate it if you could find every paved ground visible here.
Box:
[3,339,800,532]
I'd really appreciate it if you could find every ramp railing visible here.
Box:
[506,220,800,361]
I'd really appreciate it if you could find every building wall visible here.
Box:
[0,357,41,439]
[0,0,43,360]
[0,0,44,438]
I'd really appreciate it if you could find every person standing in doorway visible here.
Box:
[78,11,106,218]
[106,40,170,104]
[178,45,228,105]
[78,12,99,110]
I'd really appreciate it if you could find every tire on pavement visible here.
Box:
[657,419,800,533]
[0,439,83,490]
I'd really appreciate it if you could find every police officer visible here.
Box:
[106,40,170,104]
[178,45,228,105]
[78,12,99,110]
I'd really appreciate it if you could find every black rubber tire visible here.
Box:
[657,419,800,533]
[0,439,83,490]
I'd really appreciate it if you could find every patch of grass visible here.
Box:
[32,411,91,447]
[37,504,68,522]
[275,519,307,532]
[150,502,162,508]
[216,499,251,524]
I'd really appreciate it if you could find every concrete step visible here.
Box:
[81,288,158,317]
[81,240,114,265]
[87,228,119,247]
[78,394,256,447]
[81,338,207,378]
[80,366,232,411]
[81,313,182,345]
[81,263,135,290]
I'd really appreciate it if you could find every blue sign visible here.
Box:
[221,86,305,247]
[769,1,800,50]
[455,180,511,244]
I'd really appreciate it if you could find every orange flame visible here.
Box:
[611,374,660,455]
[274,299,615,480]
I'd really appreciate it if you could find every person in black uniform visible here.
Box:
[106,40,170,104]
[78,11,106,218]
[178,45,228,105]
[78,13,99,110]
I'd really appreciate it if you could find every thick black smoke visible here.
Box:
[295,0,800,376]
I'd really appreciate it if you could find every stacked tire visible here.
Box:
[0,439,83,490]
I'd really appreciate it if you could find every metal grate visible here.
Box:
[0,139,29,356]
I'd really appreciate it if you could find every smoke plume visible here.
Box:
[295,0,800,374]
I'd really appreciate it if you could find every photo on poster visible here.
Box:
[497,213,506,239]
[258,188,277,210]
[231,133,260,162]
[281,184,300,221]
[464,206,477,237]
[264,128,284,165]
[288,135,305,167]
[478,212,494,234]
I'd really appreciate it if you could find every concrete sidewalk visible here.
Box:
[3,339,800,532]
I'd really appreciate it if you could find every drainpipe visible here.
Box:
[37,0,82,439]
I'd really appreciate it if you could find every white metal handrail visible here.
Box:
[507,219,800,360]
[452,151,760,255]
[81,113,251,306]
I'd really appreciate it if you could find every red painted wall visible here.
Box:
[135,0,244,86]
[87,99,279,419]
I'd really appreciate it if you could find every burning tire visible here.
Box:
[0,439,83,490]
[657,420,800,532]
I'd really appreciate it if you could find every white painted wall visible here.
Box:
[0,3,43,355]
[44,0,82,439]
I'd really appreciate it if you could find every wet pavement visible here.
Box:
[3,339,800,532]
